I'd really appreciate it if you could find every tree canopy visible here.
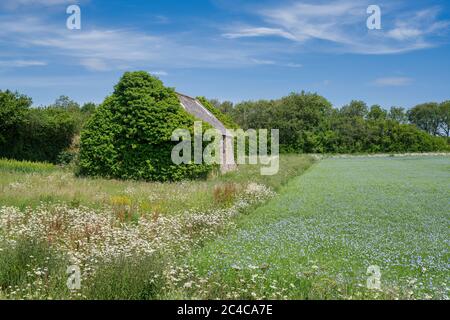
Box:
[78,71,212,181]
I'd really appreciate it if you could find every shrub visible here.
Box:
[0,90,77,163]
[78,71,213,182]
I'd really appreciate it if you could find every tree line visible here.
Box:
[1,88,449,165]
[210,93,450,153]
[0,90,96,163]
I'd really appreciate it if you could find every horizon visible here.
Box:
[0,0,449,109]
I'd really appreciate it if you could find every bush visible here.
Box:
[78,71,213,181]
[0,90,78,163]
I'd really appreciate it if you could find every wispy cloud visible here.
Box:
[223,27,297,41]
[79,58,109,71]
[0,60,47,68]
[222,1,450,54]
[150,70,168,76]
[0,15,283,71]
[386,7,450,41]
[373,77,413,87]
[0,0,78,10]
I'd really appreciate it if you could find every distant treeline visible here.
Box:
[210,93,450,153]
[0,90,96,163]
[1,89,449,165]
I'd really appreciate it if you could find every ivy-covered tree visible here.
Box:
[78,71,212,181]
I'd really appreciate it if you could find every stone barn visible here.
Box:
[177,93,236,173]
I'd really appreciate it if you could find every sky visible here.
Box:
[0,0,449,109]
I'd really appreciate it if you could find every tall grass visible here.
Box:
[0,154,316,300]
[0,155,315,213]
[0,158,57,174]
[81,255,167,300]
[0,238,69,299]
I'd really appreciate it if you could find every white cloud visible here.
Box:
[373,77,413,87]
[223,27,297,41]
[0,0,78,10]
[150,71,168,76]
[285,63,303,68]
[386,28,423,41]
[0,15,279,71]
[0,60,47,67]
[79,58,109,71]
[386,8,450,41]
[222,1,450,55]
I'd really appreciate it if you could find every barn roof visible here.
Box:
[177,93,231,136]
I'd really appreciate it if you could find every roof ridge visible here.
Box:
[175,92,196,100]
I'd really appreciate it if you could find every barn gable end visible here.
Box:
[177,93,236,173]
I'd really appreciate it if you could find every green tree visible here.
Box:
[197,97,239,129]
[0,90,32,146]
[340,100,369,118]
[78,71,212,181]
[368,105,387,121]
[51,95,80,112]
[81,102,97,114]
[439,101,450,137]
[408,103,441,135]
[388,106,408,124]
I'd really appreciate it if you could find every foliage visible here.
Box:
[407,102,442,136]
[0,91,77,163]
[388,106,408,124]
[196,96,239,129]
[228,93,449,153]
[209,99,234,115]
[79,71,213,181]
[438,100,450,137]
[0,90,31,145]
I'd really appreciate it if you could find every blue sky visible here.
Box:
[0,0,449,109]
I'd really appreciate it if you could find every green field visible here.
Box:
[0,155,448,300]
[185,156,450,299]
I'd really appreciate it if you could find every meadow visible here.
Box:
[0,155,314,299]
[183,155,450,300]
[0,154,448,300]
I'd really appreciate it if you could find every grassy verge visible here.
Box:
[181,155,450,300]
[0,155,312,213]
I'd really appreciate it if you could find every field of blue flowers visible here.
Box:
[186,156,450,299]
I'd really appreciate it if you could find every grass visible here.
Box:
[0,155,313,213]
[0,238,69,299]
[0,155,315,300]
[0,158,57,174]
[1,155,448,300]
[184,156,450,300]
